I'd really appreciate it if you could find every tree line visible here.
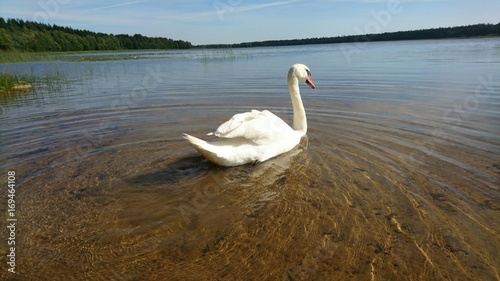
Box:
[0,18,192,52]
[1,18,498,52]
[202,23,500,48]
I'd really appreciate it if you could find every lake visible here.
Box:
[1,38,499,280]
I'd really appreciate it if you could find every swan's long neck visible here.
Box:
[288,75,307,135]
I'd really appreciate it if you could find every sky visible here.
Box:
[1,0,499,45]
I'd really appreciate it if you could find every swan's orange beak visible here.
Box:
[306,76,315,89]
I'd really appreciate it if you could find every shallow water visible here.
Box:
[1,38,499,280]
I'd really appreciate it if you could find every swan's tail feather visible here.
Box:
[182,133,204,147]
[182,133,222,164]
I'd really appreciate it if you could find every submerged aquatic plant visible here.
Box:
[199,47,250,63]
[33,69,68,93]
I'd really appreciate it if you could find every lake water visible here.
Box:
[1,38,499,280]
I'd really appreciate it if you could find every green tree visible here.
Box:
[0,28,14,50]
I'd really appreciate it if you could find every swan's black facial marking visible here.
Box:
[304,67,315,89]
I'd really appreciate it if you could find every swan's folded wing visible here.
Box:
[213,110,290,144]
[213,110,259,136]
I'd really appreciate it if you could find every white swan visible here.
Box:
[183,63,315,166]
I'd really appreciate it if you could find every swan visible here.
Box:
[183,63,315,166]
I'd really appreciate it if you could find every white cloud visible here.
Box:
[231,0,302,13]
[87,0,149,12]
[166,0,302,22]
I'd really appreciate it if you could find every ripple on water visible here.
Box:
[8,101,498,280]
[1,39,499,280]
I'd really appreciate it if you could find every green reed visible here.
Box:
[0,52,56,63]
[0,69,68,110]
[0,50,141,63]
[199,47,250,63]
[0,73,33,91]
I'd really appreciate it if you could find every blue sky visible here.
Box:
[1,0,499,45]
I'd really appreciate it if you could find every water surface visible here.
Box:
[1,38,499,280]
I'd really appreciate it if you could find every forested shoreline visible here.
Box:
[203,23,500,48]
[0,17,498,53]
[0,18,192,52]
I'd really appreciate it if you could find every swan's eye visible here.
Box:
[306,69,311,76]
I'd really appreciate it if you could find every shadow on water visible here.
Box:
[127,137,310,190]
[127,154,211,185]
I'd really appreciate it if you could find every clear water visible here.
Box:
[1,38,499,280]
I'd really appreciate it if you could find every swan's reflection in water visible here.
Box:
[128,136,310,230]
[101,137,317,279]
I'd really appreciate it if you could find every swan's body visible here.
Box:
[183,64,315,166]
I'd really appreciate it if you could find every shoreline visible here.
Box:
[1,36,499,64]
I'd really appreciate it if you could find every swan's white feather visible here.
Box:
[212,110,292,145]
[183,64,313,166]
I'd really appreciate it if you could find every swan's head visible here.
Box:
[288,64,315,89]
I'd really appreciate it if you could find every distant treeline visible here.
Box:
[0,18,192,52]
[202,23,500,48]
